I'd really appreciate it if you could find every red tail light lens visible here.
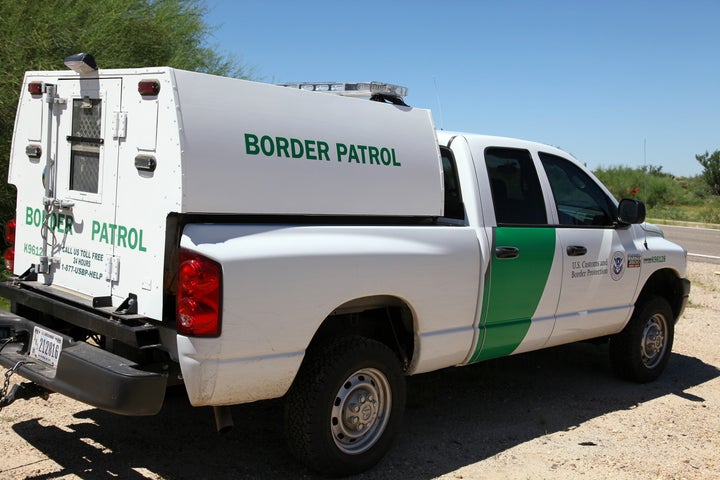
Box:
[3,248,14,271]
[5,219,16,245]
[28,82,43,95]
[138,80,160,96]
[177,250,222,337]
[3,218,15,271]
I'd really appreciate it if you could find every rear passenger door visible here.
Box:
[469,147,562,362]
[538,152,642,346]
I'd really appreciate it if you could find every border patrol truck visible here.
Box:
[0,54,690,476]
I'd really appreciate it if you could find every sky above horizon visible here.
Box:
[204,0,718,177]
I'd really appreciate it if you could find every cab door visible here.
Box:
[43,78,122,300]
[537,152,643,346]
[468,145,562,363]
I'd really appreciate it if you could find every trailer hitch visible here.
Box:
[0,361,50,412]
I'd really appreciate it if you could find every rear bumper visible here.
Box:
[0,311,167,415]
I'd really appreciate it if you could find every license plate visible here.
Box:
[29,326,64,368]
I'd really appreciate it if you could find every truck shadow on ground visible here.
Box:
[9,342,720,480]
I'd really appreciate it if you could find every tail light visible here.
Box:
[138,80,160,96]
[28,82,43,96]
[177,249,222,337]
[4,219,16,271]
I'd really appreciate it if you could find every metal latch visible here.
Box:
[37,256,61,275]
[43,84,66,105]
[43,196,75,209]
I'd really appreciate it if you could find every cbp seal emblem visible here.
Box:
[610,251,625,281]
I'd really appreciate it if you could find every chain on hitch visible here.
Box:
[0,361,50,412]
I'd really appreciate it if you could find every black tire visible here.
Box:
[284,336,406,477]
[610,295,675,383]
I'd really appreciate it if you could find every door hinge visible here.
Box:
[105,255,120,282]
[112,111,127,139]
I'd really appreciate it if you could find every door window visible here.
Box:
[484,147,547,225]
[440,147,464,220]
[539,152,616,226]
[68,97,103,194]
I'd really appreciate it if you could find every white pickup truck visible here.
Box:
[0,54,690,476]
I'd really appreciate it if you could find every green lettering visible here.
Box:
[138,229,147,252]
[25,207,33,226]
[117,225,128,248]
[368,146,380,165]
[109,224,118,244]
[91,220,101,240]
[380,148,392,166]
[348,145,359,163]
[128,228,138,249]
[317,141,330,161]
[260,135,274,156]
[391,148,401,167]
[65,214,73,235]
[245,133,259,155]
[357,145,368,164]
[305,140,317,160]
[290,138,304,158]
[336,143,347,162]
[276,137,290,157]
[100,223,109,243]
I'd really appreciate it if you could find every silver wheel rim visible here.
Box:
[641,313,668,369]
[330,368,391,455]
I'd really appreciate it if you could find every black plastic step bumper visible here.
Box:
[0,311,167,415]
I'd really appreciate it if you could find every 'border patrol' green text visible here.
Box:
[244,133,401,167]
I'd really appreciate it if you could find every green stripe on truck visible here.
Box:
[470,227,556,362]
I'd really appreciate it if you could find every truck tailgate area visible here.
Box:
[0,282,169,415]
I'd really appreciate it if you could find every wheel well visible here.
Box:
[637,268,686,321]
[306,296,415,370]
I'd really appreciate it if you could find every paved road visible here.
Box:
[658,224,720,264]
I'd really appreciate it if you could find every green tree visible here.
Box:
[0,0,251,228]
[695,150,720,195]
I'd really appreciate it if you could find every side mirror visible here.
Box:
[617,198,646,225]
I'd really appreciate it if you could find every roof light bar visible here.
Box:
[278,82,408,99]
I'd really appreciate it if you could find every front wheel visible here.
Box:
[610,295,675,383]
[285,336,406,477]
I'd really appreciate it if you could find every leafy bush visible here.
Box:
[593,165,694,208]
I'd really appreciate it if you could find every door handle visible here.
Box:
[566,245,587,256]
[495,246,519,259]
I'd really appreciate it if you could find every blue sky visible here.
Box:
[204,0,719,177]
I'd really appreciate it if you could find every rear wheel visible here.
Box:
[285,336,406,477]
[610,295,674,383]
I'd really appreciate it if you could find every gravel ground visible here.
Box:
[0,260,718,480]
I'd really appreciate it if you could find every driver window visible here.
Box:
[484,147,547,225]
[539,152,616,226]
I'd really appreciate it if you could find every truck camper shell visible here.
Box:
[12,67,444,217]
[9,68,445,319]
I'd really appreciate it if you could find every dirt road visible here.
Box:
[1,260,718,480]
